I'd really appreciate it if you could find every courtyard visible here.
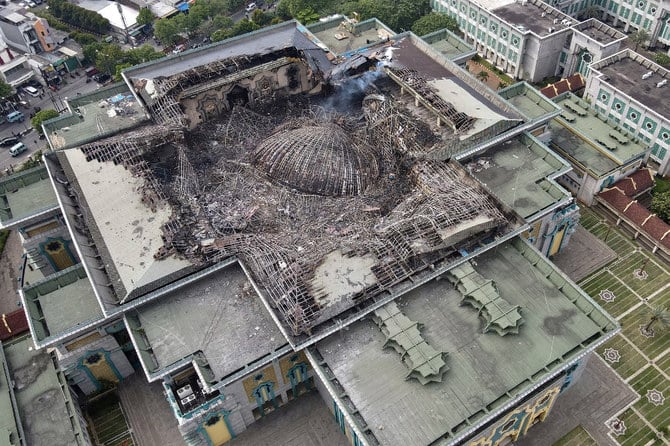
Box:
[562,206,670,445]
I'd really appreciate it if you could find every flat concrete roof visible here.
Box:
[593,51,670,119]
[316,237,616,445]
[573,19,625,45]
[3,336,87,446]
[465,135,569,218]
[498,82,561,121]
[308,17,395,56]
[550,95,648,176]
[45,84,148,150]
[134,263,285,380]
[60,147,193,302]
[423,30,475,60]
[492,0,574,36]
[24,267,103,340]
[0,167,57,227]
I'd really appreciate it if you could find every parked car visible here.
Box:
[92,73,111,84]
[0,136,19,147]
[9,142,27,157]
[6,111,24,123]
[23,86,40,97]
[245,2,257,12]
[172,44,187,54]
[84,66,99,77]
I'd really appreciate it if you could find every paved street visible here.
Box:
[0,73,102,172]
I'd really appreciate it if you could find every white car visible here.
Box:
[245,2,257,12]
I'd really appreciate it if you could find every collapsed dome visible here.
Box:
[253,123,379,196]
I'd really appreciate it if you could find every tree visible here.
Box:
[629,29,650,52]
[644,306,670,333]
[95,44,124,75]
[655,52,670,66]
[153,17,181,46]
[0,80,13,100]
[477,70,489,82]
[251,9,273,26]
[31,109,59,135]
[124,44,164,65]
[295,7,319,24]
[411,12,460,36]
[652,190,670,222]
[137,8,154,27]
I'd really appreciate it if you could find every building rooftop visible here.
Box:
[127,262,286,380]
[572,19,625,46]
[307,17,395,56]
[123,20,333,89]
[492,0,574,37]
[44,83,148,150]
[0,166,59,230]
[44,21,528,348]
[589,49,670,120]
[56,144,194,305]
[315,237,617,445]
[388,35,522,146]
[463,133,570,219]
[78,0,138,30]
[3,336,88,446]
[498,81,562,121]
[420,28,476,64]
[0,341,21,446]
[549,94,648,177]
[22,265,103,345]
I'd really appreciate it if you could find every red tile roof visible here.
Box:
[609,168,655,197]
[599,188,630,211]
[599,171,670,250]
[540,73,585,99]
[0,309,29,341]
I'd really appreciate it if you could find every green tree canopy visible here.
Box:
[95,44,125,75]
[629,29,650,51]
[31,109,59,134]
[0,80,13,99]
[655,52,670,66]
[124,44,164,65]
[411,12,459,36]
[137,8,155,27]
[153,17,181,46]
[652,190,670,222]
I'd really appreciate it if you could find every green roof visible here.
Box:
[420,28,476,62]
[315,237,617,445]
[307,17,396,56]
[0,166,58,229]
[498,82,561,122]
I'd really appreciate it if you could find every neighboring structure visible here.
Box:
[537,92,650,205]
[1,20,620,446]
[540,72,585,98]
[596,168,670,260]
[78,0,141,41]
[430,0,631,82]
[0,335,92,446]
[585,48,670,175]
[0,8,53,54]
[0,38,33,87]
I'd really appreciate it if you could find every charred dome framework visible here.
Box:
[66,43,523,338]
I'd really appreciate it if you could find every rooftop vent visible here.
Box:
[642,71,653,79]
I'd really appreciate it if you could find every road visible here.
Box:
[0,72,102,173]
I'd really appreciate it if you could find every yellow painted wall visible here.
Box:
[85,354,119,383]
[203,417,232,445]
[549,227,566,256]
[242,365,278,402]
